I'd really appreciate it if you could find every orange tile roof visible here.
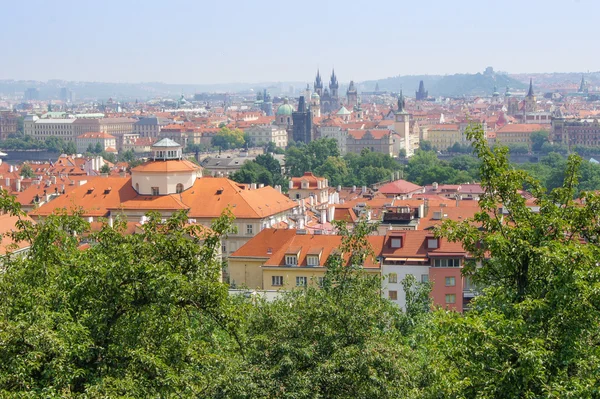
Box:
[131,160,200,173]
[347,129,391,140]
[378,179,424,195]
[381,230,466,258]
[496,123,550,134]
[0,213,35,254]
[290,172,326,189]
[32,175,297,220]
[77,132,115,139]
[230,228,384,268]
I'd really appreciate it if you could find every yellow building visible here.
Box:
[228,229,384,290]
[495,123,549,147]
[427,124,461,151]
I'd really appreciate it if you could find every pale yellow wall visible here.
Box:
[228,258,267,289]
[262,267,328,290]
[428,130,461,151]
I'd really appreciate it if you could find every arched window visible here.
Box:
[135,183,139,193]
[176,183,184,194]
[388,273,398,284]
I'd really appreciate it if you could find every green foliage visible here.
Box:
[239,218,423,398]
[419,140,433,151]
[99,164,111,174]
[231,154,287,189]
[185,143,205,154]
[428,123,600,397]
[505,142,529,154]
[19,163,35,179]
[211,127,246,150]
[0,195,242,397]
[406,150,477,185]
[530,130,549,152]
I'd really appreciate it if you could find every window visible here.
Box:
[390,238,402,248]
[221,243,226,253]
[445,276,456,286]
[285,255,298,266]
[433,258,461,267]
[135,183,140,193]
[151,187,159,196]
[296,276,307,287]
[272,276,283,286]
[388,273,398,283]
[421,274,429,283]
[176,183,184,194]
[317,277,324,287]
[307,256,319,266]
[427,238,439,249]
[246,224,253,235]
[388,290,398,300]
[445,294,456,304]
[295,194,301,199]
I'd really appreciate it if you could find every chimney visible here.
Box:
[108,213,114,228]
[50,176,57,185]
[455,195,462,207]
[309,196,314,206]
[250,183,257,190]
[9,165,14,173]
[320,211,326,225]
[362,185,367,193]
[4,178,9,188]
[15,179,21,192]
[328,206,335,222]
[337,185,341,192]
[433,182,439,190]
[289,180,294,189]
[352,185,356,192]
[258,183,264,188]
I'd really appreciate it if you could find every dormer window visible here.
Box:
[307,255,319,266]
[390,237,402,248]
[285,255,298,266]
[427,237,439,249]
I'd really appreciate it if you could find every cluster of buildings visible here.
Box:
[2,69,600,313]
[0,135,494,312]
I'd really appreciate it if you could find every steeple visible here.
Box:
[579,74,587,93]
[329,69,338,89]
[527,78,534,98]
[415,80,428,101]
[397,90,406,114]
[314,69,323,96]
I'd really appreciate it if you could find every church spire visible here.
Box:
[527,78,534,97]
[579,74,587,93]
[397,90,406,113]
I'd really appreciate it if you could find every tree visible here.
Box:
[530,130,549,152]
[0,192,242,397]
[419,140,433,152]
[185,143,205,154]
[315,156,349,187]
[399,148,407,158]
[426,123,600,397]
[211,127,245,150]
[93,142,103,154]
[240,218,421,398]
[99,164,111,174]
[19,163,35,179]
[506,142,529,154]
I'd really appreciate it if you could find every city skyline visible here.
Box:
[2,0,598,84]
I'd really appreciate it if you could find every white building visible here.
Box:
[245,125,288,148]
[76,132,117,154]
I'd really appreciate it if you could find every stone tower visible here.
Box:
[393,91,411,157]
[314,70,323,97]
[524,78,537,113]
[329,69,339,107]
[346,80,358,108]
[415,80,428,101]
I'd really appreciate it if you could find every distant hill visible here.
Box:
[361,72,526,97]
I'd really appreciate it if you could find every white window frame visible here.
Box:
[285,255,298,266]
[445,276,456,287]
[296,276,307,287]
[272,276,283,286]
[246,224,253,235]
[391,238,402,248]
[307,255,319,266]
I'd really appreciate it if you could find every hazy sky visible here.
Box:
[2,0,597,84]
